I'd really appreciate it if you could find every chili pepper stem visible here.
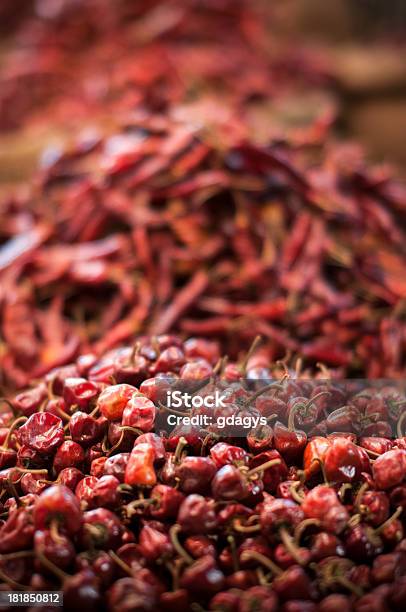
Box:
[338,482,353,503]
[0,567,26,590]
[309,457,329,485]
[107,430,125,456]
[89,405,100,418]
[109,549,134,576]
[119,425,144,435]
[151,337,161,358]
[169,524,194,565]
[246,382,286,407]
[289,481,305,504]
[213,355,228,376]
[101,434,109,454]
[174,436,188,463]
[227,535,239,572]
[159,402,191,418]
[375,506,403,535]
[165,558,183,591]
[289,390,331,432]
[0,551,34,560]
[294,357,303,378]
[15,468,48,474]
[354,482,369,512]
[287,402,305,432]
[275,360,290,379]
[232,518,261,533]
[359,446,380,458]
[256,567,271,586]
[200,432,217,456]
[240,550,283,576]
[190,604,206,612]
[294,519,321,544]
[316,363,331,378]
[296,469,306,484]
[129,342,141,365]
[7,473,21,507]
[47,380,55,400]
[125,497,157,516]
[266,413,278,422]
[308,390,331,405]
[50,519,66,545]
[83,523,106,544]
[0,398,15,413]
[240,335,262,373]
[397,410,406,438]
[57,406,72,421]
[36,548,69,582]
[279,527,306,565]
[347,514,361,528]
[3,416,28,449]
[336,575,364,598]
[246,458,281,477]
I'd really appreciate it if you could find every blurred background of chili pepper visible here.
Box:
[0,0,406,390]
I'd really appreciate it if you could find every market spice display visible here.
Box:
[1,342,406,610]
[1,1,406,610]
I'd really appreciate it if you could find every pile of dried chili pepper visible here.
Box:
[2,4,406,609]
[0,0,331,134]
[2,112,406,388]
[1,337,406,611]
[0,0,405,392]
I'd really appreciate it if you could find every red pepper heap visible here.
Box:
[1,4,406,606]
[0,335,406,610]
[2,1,406,389]
[2,115,406,388]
